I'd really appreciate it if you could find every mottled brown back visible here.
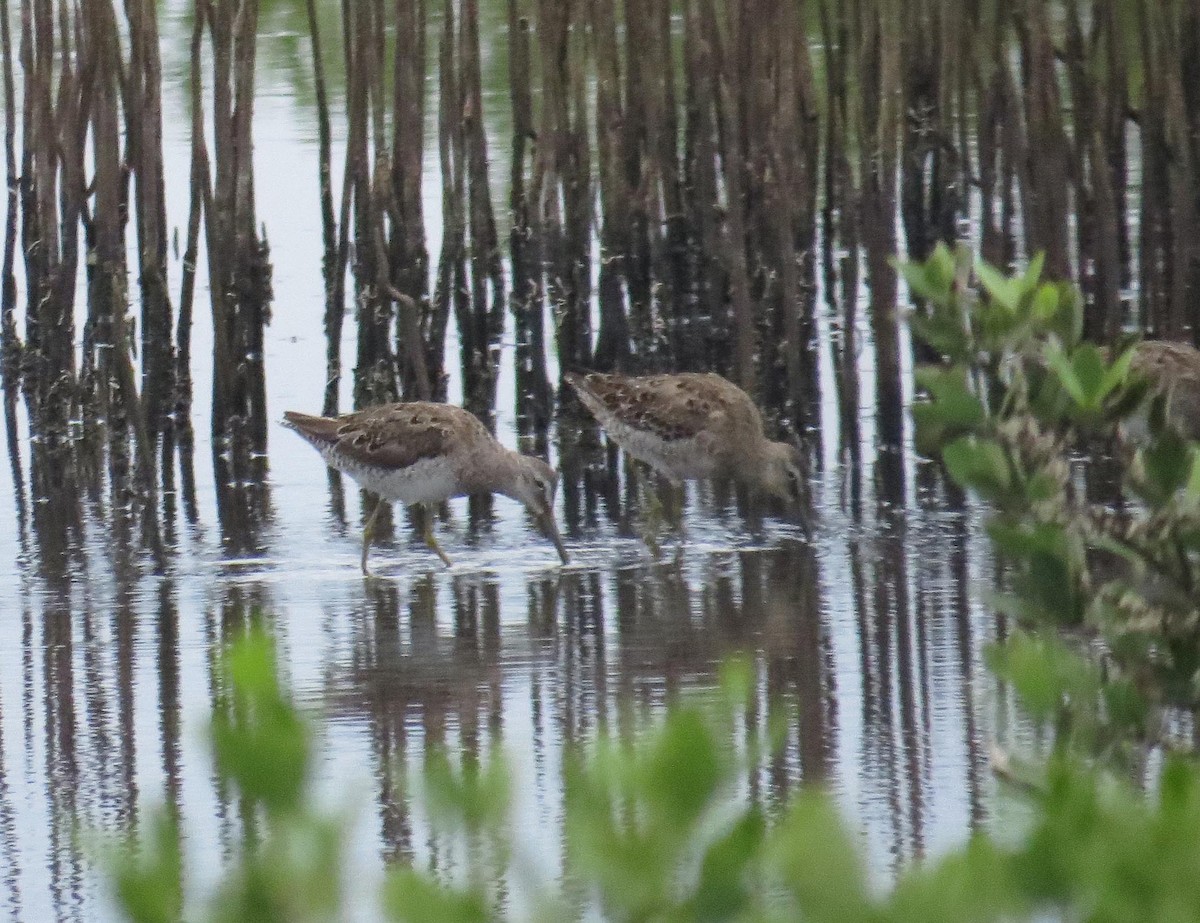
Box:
[284,402,494,471]
[566,371,763,442]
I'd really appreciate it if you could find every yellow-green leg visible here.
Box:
[664,479,687,539]
[665,479,687,563]
[420,503,454,567]
[361,496,385,576]
[638,464,665,559]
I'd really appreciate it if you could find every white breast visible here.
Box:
[321,446,463,505]
[603,418,719,481]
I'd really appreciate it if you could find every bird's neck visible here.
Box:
[462,443,523,497]
[738,435,773,479]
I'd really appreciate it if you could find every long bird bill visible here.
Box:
[535,509,570,564]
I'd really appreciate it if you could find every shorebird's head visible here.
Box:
[756,440,807,506]
[508,454,569,564]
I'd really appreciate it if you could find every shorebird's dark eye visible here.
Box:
[786,465,803,500]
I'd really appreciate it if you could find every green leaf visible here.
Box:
[913,407,949,458]
[894,243,957,306]
[909,311,970,363]
[1102,679,1148,736]
[1140,430,1192,503]
[912,367,987,459]
[1021,251,1046,295]
[718,655,755,710]
[421,749,511,832]
[564,745,670,917]
[896,258,948,305]
[111,811,183,923]
[887,836,1019,923]
[1186,452,1200,501]
[987,522,1085,626]
[768,790,874,921]
[1054,283,1085,347]
[987,633,1100,722]
[943,436,1012,501]
[1086,531,1146,568]
[211,630,311,814]
[641,706,723,830]
[690,808,767,921]
[977,259,1020,312]
[1071,345,1107,407]
[928,241,957,293]
[1025,471,1062,503]
[1031,283,1059,325]
[384,869,490,923]
[1046,342,1087,407]
[1099,341,1138,399]
[914,367,987,428]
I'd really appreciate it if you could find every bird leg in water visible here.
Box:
[361,495,385,576]
[637,464,665,558]
[655,477,687,567]
[421,503,454,567]
[664,479,687,544]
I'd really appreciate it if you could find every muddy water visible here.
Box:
[0,13,1024,923]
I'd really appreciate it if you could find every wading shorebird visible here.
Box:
[565,371,807,526]
[1125,339,1200,441]
[284,403,569,574]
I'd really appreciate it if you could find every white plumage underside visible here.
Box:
[320,444,462,504]
[601,417,718,482]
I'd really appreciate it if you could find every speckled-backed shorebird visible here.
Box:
[565,371,806,507]
[283,403,569,574]
[1125,339,1200,441]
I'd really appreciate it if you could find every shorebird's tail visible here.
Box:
[282,411,340,446]
[567,371,628,427]
[564,372,605,417]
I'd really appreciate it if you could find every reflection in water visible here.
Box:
[213,453,273,556]
[0,422,1019,919]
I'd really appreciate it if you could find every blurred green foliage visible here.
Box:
[903,244,1200,732]
[109,627,1200,922]
[115,630,345,923]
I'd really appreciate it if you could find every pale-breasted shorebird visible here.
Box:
[283,403,569,574]
[565,371,806,509]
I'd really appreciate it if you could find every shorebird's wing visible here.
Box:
[285,403,485,471]
[568,372,753,442]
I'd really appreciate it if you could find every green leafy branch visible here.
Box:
[902,244,1200,752]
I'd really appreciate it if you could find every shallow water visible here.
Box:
[0,7,1027,920]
